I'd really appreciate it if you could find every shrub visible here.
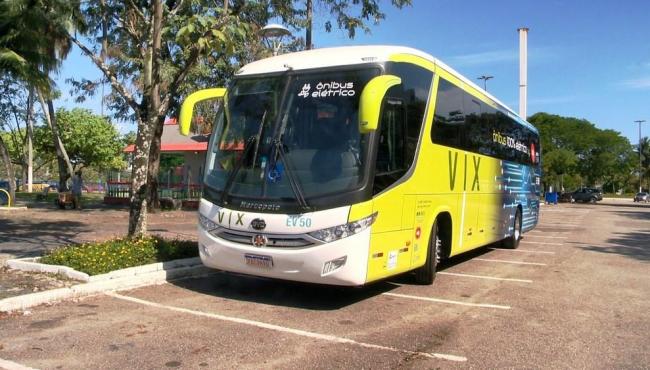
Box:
[40,236,198,276]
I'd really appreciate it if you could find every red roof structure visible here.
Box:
[124,121,209,153]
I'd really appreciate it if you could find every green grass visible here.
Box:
[40,236,198,276]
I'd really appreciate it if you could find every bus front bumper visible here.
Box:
[198,227,371,286]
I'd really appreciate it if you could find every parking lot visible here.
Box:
[1,200,649,369]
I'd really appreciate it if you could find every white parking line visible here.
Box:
[520,241,564,246]
[0,358,38,370]
[107,292,467,363]
[473,258,547,266]
[382,292,511,310]
[488,248,555,254]
[438,271,533,283]
[524,235,567,239]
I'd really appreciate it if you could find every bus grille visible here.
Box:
[210,229,316,248]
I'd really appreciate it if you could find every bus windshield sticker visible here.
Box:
[267,163,283,183]
[297,82,355,99]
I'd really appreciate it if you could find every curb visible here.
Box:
[6,257,203,283]
[7,258,90,281]
[602,197,632,201]
[0,206,28,211]
[0,258,212,313]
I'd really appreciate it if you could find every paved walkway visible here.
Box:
[0,205,198,264]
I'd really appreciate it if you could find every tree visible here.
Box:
[636,136,650,191]
[541,148,577,191]
[38,90,75,191]
[589,129,635,191]
[69,1,254,237]
[270,0,412,49]
[0,0,83,193]
[529,112,636,191]
[35,108,126,172]
[0,75,40,200]
[0,77,28,184]
[0,0,70,88]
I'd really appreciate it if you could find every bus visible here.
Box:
[179,45,541,286]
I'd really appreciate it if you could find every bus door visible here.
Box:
[367,98,415,282]
[455,150,481,252]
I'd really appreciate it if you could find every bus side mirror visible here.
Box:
[179,88,227,136]
[358,75,402,133]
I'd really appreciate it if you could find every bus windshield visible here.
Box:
[204,68,379,207]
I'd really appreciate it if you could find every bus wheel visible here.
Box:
[415,221,441,285]
[503,209,522,249]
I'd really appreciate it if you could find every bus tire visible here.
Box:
[503,208,522,249]
[414,221,440,285]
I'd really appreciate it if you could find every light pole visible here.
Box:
[477,75,493,91]
[635,119,647,192]
[259,24,292,56]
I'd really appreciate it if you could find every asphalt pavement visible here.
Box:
[0,207,198,264]
[0,199,648,369]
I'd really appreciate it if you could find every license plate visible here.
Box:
[244,253,273,268]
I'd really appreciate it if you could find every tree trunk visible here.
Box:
[128,113,155,237]
[0,135,16,204]
[305,0,313,49]
[26,88,35,193]
[21,164,28,191]
[38,91,74,191]
[147,117,165,210]
[128,0,163,238]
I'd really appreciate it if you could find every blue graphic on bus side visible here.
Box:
[495,160,540,237]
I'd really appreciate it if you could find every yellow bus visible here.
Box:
[179,45,541,286]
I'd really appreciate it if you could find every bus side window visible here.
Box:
[431,78,464,149]
[464,97,482,153]
[374,98,407,194]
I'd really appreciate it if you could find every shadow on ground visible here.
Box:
[578,230,650,262]
[0,218,89,258]
[18,200,128,212]
[593,202,650,210]
[171,244,494,310]
[171,272,400,311]
[612,209,650,221]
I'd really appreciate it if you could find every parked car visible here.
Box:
[571,188,603,203]
[558,192,575,203]
[633,192,649,202]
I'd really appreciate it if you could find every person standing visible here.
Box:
[71,170,83,210]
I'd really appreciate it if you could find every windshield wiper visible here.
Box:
[272,138,311,212]
[220,135,258,204]
[263,74,311,212]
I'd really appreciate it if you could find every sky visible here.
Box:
[54,0,650,144]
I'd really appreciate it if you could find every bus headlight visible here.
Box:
[308,212,377,243]
[198,214,218,231]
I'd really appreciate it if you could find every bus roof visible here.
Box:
[236,45,537,133]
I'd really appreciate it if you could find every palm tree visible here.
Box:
[0,0,82,192]
[0,0,73,88]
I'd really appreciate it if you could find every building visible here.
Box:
[105,119,208,207]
